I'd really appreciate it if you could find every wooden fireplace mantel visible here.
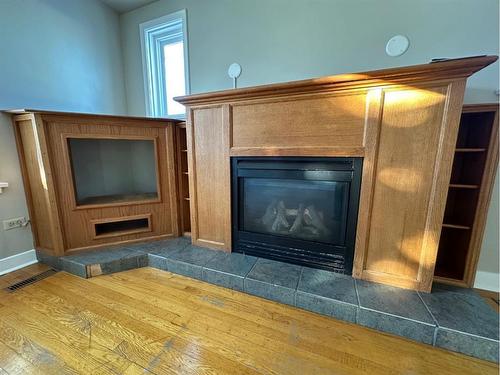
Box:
[175,56,498,292]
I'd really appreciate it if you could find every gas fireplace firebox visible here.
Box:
[231,157,362,274]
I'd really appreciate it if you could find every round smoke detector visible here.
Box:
[386,35,410,57]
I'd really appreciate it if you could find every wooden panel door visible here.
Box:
[353,82,466,291]
[187,106,231,250]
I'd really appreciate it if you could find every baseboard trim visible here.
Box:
[0,249,37,276]
[474,271,500,292]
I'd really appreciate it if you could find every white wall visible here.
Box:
[120,0,499,290]
[0,0,127,260]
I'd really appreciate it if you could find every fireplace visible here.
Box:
[231,157,362,274]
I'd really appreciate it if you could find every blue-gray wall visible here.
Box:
[0,0,127,260]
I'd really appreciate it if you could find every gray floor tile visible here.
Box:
[435,328,499,363]
[298,267,357,305]
[168,245,218,267]
[202,268,245,291]
[244,278,296,305]
[431,282,478,296]
[357,308,436,344]
[166,259,204,280]
[36,250,62,270]
[148,254,169,271]
[419,288,499,340]
[204,252,257,277]
[63,247,142,265]
[246,258,302,289]
[356,280,434,324]
[296,291,357,322]
[136,237,191,253]
[61,258,87,278]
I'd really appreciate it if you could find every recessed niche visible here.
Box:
[94,216,151,238]
[68,137,159,207]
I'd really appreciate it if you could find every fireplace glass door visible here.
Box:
[232,157,362,274]
[242,178,348,245]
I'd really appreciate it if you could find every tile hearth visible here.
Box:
[36,237,499,363]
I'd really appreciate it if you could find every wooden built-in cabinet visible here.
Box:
[434,104,499,287]
[11,110,182,256]
[176,56,498,292]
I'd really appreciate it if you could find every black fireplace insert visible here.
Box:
[231,157,362,274]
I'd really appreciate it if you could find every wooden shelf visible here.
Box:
[435,105,498,286]
[449,184,479,189]
[442,223,471,230]
[175,124,191,234]
[455,148,486,152]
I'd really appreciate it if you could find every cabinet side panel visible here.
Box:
[364,85,450,282]
[189,106,230,250]
[14,118,55,252]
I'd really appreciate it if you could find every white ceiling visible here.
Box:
[101,0,158,13]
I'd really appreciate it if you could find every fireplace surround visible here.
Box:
[176,55,497,292]
[231,157,362,274]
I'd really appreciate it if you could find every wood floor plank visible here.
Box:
[45,274,277,375]
[40,275,252,375]
[100,269,434,373]
[0,318,77,374]
[0,304,117,374]
[0,267,496,374]
[91,269,494,375]
[1,290,136,374]
[113,268,498,375]
[91,271,384,374]
[0,340,45,375]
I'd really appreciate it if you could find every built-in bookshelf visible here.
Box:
[176,122,191,236]
[434,104,498,286]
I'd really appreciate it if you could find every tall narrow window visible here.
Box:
[140,10,189,118]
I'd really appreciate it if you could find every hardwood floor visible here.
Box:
[0,267,497,374]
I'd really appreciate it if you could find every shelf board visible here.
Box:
[183,197,190,201]
[442,223,471,230]
[455,148,486,152]
[449,184,479,189]
[433,275,467,287]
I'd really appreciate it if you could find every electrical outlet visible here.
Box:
[3,217,29,230]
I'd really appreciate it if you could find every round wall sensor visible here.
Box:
[385,35,410,57]
[228,63,242,79]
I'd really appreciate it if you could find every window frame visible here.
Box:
[140,9,190,119]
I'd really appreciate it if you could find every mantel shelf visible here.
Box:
[449,184,479,189]
[455,148,486,152]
